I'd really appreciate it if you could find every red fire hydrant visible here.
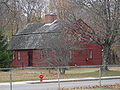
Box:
[39,72,44,82]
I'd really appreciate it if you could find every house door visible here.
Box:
[28,52,33,66]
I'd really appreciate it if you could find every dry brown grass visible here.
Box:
[60,83,120,90]
[0,66,120,82]
[0,69,58,82]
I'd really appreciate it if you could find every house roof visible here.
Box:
[8,20,64,50]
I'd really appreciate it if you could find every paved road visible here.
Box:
[0,79,120,90]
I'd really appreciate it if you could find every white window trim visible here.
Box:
[13,52,15,59]
[89,50,93,59]
[18,52,21,60]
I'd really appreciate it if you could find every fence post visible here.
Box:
[99,66,102,86]
[10,69,12,90]
[57,67,60,90]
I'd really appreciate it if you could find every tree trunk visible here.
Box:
[48,69,51,74]
[102,44,111,72]
[59,68,66,74]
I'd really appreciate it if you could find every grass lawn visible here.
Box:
[0,66,120,82]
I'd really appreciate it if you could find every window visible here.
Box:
[67,34,72,41]
[41,50,49,58]
[13,52,15,59]
[79,50,82,54]
[18,52,20,60]
[89,50,93,59]
[77,34,82,41]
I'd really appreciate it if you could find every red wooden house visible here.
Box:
[8,14,102,67]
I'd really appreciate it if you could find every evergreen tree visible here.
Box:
[0,31,12,68]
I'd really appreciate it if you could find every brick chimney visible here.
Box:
[44,14,57,24]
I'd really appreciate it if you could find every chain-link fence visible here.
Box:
[0,65,120,90]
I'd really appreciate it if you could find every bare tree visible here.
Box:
[18,0,47,23]
[38,31,72,74]
[0,0,24,40]
[52,0,120,71]
[0,0,47,40]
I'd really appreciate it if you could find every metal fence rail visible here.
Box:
[0,65,120,90]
